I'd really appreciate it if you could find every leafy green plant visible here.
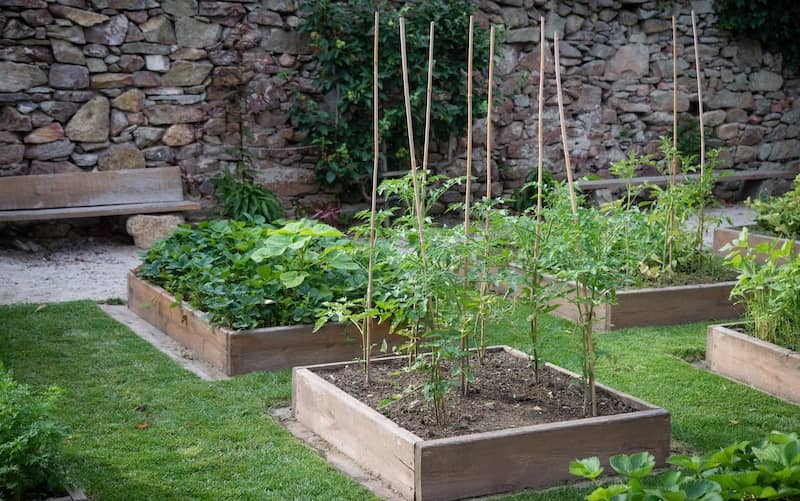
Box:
[294,0,489,191]
[723,228,800,351]
[138,219,373,329]
[748,175,800,239]
[211,163,284,223]
[571,431,800,501]
[1,364,65,500]
[511,167,557,213]
[714,0,800,70]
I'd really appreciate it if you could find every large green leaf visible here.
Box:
[279,271,308,289]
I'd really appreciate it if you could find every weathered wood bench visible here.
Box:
[575,168,799,192]
[0,166,200,222]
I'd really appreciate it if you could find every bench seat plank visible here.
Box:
[576,168,800,191]
[0,200,201,222]
[0,167,186,211]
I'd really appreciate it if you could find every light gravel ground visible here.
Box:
[0,238,142,305]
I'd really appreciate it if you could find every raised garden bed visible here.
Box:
[292,346,671,500]
[128,271,403,376]
[706,324,800,404]
[712,226,800,265]
[547,277,741,331]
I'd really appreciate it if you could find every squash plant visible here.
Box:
[571,431,800,501]
[748,174,800,239]
[138,219,375,330]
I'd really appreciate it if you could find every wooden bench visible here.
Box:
[0,166,200,222]
[575,168,800,192]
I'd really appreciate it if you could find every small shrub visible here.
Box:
[748,175,800,239]
[0,365,65,499]
[571,431,800,501]
[511,167,557,213]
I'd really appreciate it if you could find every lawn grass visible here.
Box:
[1,300,798,500]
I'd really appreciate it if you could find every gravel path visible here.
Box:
[0,238,142,305]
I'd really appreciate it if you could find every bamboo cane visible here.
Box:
[667,15,678,269]
[421,21,435,210]
[399,17,427,260]
[364,11,380,384]
[692,10,707,265]
[531,16,546,383]
[554,31,597,417]
[461,15,475,396]
[464,16,474,235]
[478,25,496,362]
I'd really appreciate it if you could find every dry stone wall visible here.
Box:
[0,0,798,214]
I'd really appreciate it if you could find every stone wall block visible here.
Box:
[65,96,109,142]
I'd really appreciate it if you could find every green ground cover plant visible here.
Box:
[2,302,799,499]
[723,229,800,351]
[0,364,65,500]
[138,219,377,329]
[748,175,800,239]
[571,431,800,500]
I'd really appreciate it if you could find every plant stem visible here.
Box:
[555,31,597,417]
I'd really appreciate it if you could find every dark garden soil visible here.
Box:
[313,350,635,440]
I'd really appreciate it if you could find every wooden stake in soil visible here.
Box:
[666,15,678,269]
[399,17,427,260]
[421,21,435,209]
[554,31,597,417]
[691,10,707,263]
[478,25,496,361]
[461,15,475,396]
[464,16,474,235]
[531,16,546,383]
[364,11,380,383]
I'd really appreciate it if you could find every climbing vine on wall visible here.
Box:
[294,0,490,197]
[714,0,800,70]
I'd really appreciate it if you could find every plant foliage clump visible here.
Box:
[138,219,374,329]
[714,0,800,70]
[571,431,800,500]
[294,0,489,190]
[0,365,65,500]
[748,175,800,239]
[211,164,284,224]
[723,228,800,351]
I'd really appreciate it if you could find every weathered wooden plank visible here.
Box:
[229,321,402,376]
[707,324,800,404]
[0,167,186,210]
[293,367,419,499]
[546,274,741,331]
[128,272,404,375]
[713,227,800,265]
[0,200,200,221]
[576,168,799,191]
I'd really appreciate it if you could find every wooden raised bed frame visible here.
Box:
[548,278,741,332]
[127,272,403,376]
[706,324,800,404]
[293,346,671,501]
[713,227,800,265]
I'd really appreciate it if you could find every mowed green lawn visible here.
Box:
[1,301,797,500]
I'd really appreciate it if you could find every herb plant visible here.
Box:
[138,219,372,330]
[723,228,800,351]
[571,431,800,501]
[748,175,800,239]
[1,365,65,500]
